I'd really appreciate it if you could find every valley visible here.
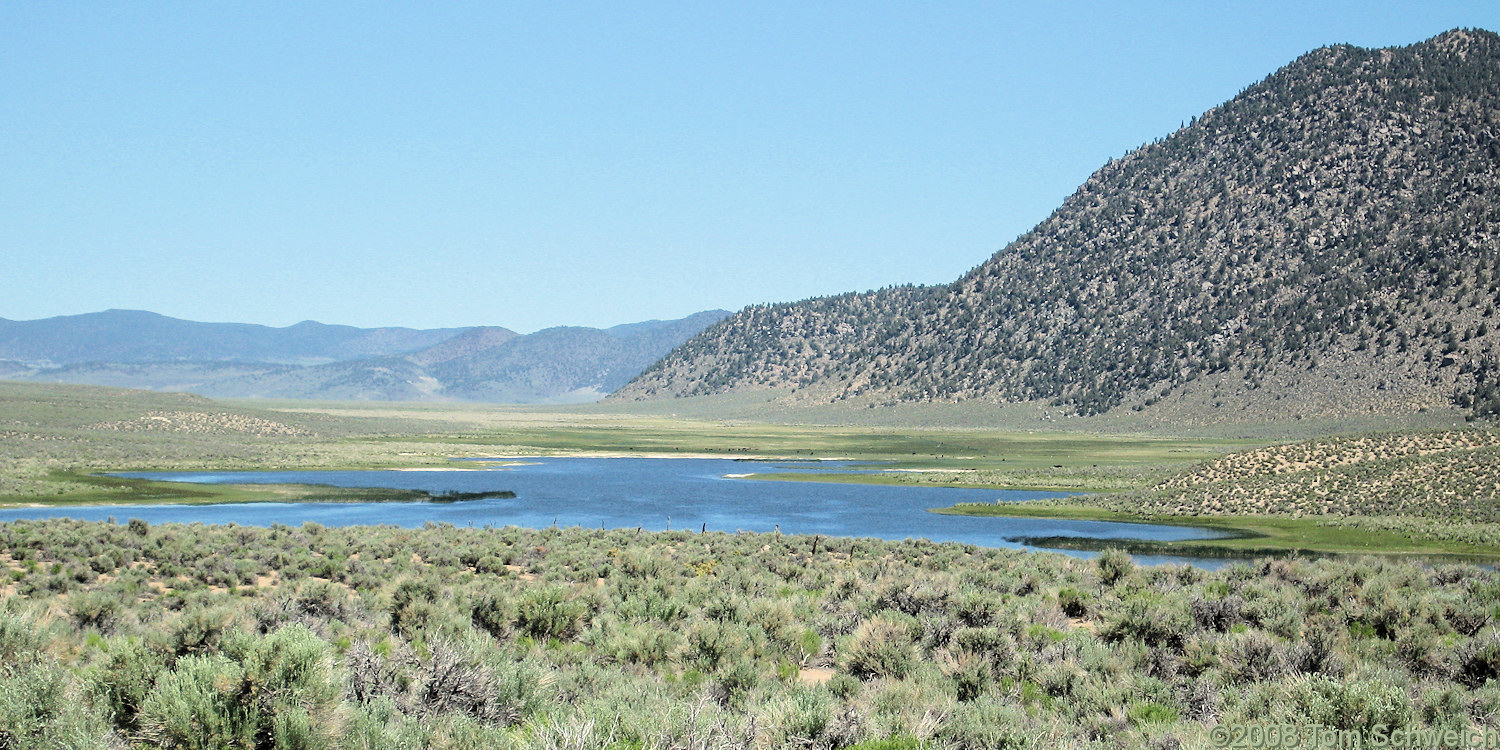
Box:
[2,380,1496,561]
[6,24,1500,750]
[0,309,729,403]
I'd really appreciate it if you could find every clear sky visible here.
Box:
[4,2,1498,332]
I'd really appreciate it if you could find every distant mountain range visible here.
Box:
[618,29,1500,423]
[0,309,730,403]
[0,309,464,366]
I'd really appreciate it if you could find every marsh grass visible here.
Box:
[937,426,1500,559]
[0,381,1253,509]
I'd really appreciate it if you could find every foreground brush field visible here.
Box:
[3,520,1499,749]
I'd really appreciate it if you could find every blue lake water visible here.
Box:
[0,457,1241,567]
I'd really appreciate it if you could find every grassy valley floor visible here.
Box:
[0,381,1253,505]
[931,503,1500,560]
[2,381,1498,560]
[934,429,1500,560]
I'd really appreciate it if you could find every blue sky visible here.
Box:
[4,2,1498,332]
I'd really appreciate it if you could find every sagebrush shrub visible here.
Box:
[516,586,589,641]
[842,617,918,680]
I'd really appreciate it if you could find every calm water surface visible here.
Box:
[0,457,1240,567]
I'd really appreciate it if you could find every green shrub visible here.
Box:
[68,591,122,632]
[341,698,429,750]
[715,658,761,706]
[271,708,333,750]
[945,650,993,702]
[1127,700,1179,725]
[950,627,1015,669]
[841,617,918,680]
[685,619,748,672]
[473,555,509,576]
[90,636,165,730]
[516,586,589,642]
[470,591,514,640]
[759,687,832,748]
[0,611,45,665]
[847,738,925,750]
[795,628,823,665]
[939,696,1042,750]
[137,625,344,750]
[1096,548,1133,586]
[596,620,678,668]
[0,657,111,750]
[1456,630,1500,688]
[389,578,439,636]
[1418,685,1470,736]
[1283,676,1414,734]
[1056,587,1089,618]
[955,592,999,627]
[168,605,236,657]
[137,653,255,749]
[828,672,861,700]
[228,625,343,727]
[1103,593,1192,648]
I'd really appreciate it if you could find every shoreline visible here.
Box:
[931,501,1500,561]
[463,452,864,461]
[4,464,1494,563]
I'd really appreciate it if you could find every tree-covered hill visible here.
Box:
[618,29,1500,423]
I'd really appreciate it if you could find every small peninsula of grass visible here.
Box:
[0,470,514,508]
[747,469,1137,493]
[930,500,1500,561]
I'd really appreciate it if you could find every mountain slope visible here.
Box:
[404,327,520,368]
[437,310,736,402]
[193,310,733,403]
[0,309,465,366]
[3,310,730,403]
[618,29,1500,422]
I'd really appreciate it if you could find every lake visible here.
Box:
[0,457,1239,567]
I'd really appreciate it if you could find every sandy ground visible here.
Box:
[392,461,542,471]
[390,467,492,472]
[797,667,835,685]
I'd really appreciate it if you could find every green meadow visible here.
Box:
[0,381,1252,507]
[3,381,1498,560]
[931,502,1500,560]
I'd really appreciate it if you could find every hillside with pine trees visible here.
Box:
[618,30,1500,425]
